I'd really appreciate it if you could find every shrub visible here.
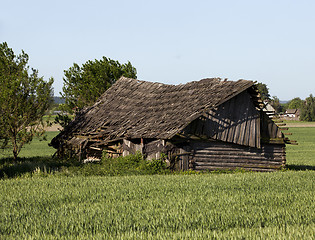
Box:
[71,152,169,176]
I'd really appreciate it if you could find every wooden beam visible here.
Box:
[89,146,102,151]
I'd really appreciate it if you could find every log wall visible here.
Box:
[186,140,285,172]
[115,138,286,172]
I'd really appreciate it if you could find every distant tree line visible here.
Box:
[281,95,315,121]
[53,96,65,105]
[256,82,315,121]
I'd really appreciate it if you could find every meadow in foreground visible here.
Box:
[0,172,314,239]
[0,127,314,239]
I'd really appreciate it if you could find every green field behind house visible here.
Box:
[285,127,315,167]
[0,131,58,159]
[0,127,314,239]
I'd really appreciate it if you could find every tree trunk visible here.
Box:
[12,138,18,162]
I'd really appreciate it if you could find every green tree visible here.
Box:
[0,42,54,160]
[61,57,137,112]
[287,97,304,110]
[256,82,270,101]
[270,96,282,113]
[300,94,315,121]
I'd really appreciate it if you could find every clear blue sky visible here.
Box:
[1,0,314,100]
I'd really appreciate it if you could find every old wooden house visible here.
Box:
[51,77,292,171]
[284,109,301,121]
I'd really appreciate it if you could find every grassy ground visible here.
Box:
[282,120,315,124]
[0,172,314,239]
[0,131,58,159]
[285,127,315,168]
[0,132,60,179]
[0,128,314,239]
[42,115,55,123]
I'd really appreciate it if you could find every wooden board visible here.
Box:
[189,140,285,172]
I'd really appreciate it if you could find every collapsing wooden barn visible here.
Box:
[51,77,293,171]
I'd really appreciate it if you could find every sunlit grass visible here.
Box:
[285,127,315,167]
[0,127,314,239]
[0,172,314,239]
[0,131,58,159]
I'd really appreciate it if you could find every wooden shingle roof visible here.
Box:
[51,77,255,148]
[285,109,299,114]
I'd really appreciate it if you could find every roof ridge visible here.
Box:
[51,77,257,147]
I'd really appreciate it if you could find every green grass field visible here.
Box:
[0,131,57,159]
[0,128,314,239]
[0,172,314,239]
[285,127,315,168]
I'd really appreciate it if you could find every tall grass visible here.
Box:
[285,127,315,168]
[0,172,314,239]
[0,128,314,238]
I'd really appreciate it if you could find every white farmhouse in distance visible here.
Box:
[284,109,300,120]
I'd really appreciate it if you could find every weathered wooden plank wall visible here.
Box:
[122,139,143,156]
[181,90,261,148]
[188,141,285,172]
[179,146,190,171]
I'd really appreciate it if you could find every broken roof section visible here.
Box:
[51,77,257,148]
